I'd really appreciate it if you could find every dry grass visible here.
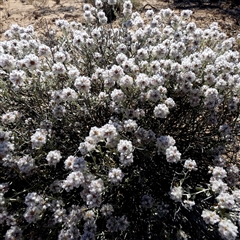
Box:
[27,0,50,8]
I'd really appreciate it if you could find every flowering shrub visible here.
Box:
[0,0,240,239]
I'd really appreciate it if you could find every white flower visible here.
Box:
[201,209,220,225]
[135,73,149,89]
[102,124,118,139]
[133,16,144,28]
[99,16,108,25]
[154,104,169,118]
[117,215,129,231]
[5,226,22,240]
[215,79,227,91]
[24,206,42,223]
[88,126,103,142]
[118,75,133,88]
[147,89,161,102]
[123,0,132,10]
[117,140,133,155]
[108,168,124,184]
[97,10,106,19]
[183,200,195,210]
[216,192,235,210]
[54,51,66,63]
[46,150,62,167]
[111,89,125,103]
[64,155,76,170]
[150,60,160,72]
[180,10,192,20]
[186,22,196,33]
[74,76,91,92]
[83,3,91,11]
[160,8,174,19]
[109,65,124,80]
[50,90,64,104]
[78,141,95,155]
[137,48,149,60]
[145,9,154,19]
[55,19,69,29]
[210,178,228,193]
[38,44,51,57]
[61,87,78,102]
[91,29,101,40]
[116,53,127,65]
[166,146,181,163]
[62,171,85,192]
[9,70,26,88]
[53,208,67,224]
[31,129,47,149]
[170,186,183,202]
[100,204,114,217]
[89,179,104,194]
[218,219,238,240]
[52,62,66,75]
[24,192,44,207]
[95,0,103,8]
[24,54,40,70]
[85,192,102,208]
[212,166,227,179]
[17,155,35,173]
[0,54,16,71]
[122,58,136,73]
[156,135,176,154]
[184,159,197,171]
[83,210,95,221]
[104,77,115,89]
[1,111,21,125]
[232,189,240,203]
[120,153,134,166]
[123,119,138,132]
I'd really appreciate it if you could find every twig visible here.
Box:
[140,3,159,12]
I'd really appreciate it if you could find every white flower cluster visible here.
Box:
[17,155,35,173]
[61,171,85,192]
[117,139,134,166]
[165,145,181,163]
[156,135,176,154]
[1,111,21,125]
[201,164,240,239]
[49,87,78,104]
[0,131,14,160]
[183,159,197,171]
[156,135,181,163]
[64,156,86,171]
[108,168,124,184]
[0,0,240,239]
[46,150,62,167]
[23,192,48,223]
[78,123,119,156]
[170,186,183,202]
[30,128,48,149]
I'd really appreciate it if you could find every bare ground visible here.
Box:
[0,0,240,40]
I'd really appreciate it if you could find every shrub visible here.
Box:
[0,1,240,239]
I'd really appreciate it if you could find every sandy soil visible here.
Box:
[0,0,240,40]
[0,0,85,40]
